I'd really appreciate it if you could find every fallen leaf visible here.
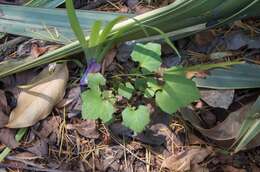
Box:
[201,110,217,128]
[181,104,251,141]
[0,128,19,148]
[252,164,260,172]
[0,110,8,128]
[11,152,40,160]
[135,5,154,14]
[6,63,68,128]
[0,90,9,114]
[27,139,48,157]
[188,133,207,145]
[126,0,138,9]
[135,129,165,146]
[161,147,212,171]
[223,166,246,172]
[194,30,215,46]
[30,43,48,58]
[200,89,234,109]
[148,123,183,147]
[17,39,45,57]
[56,86,80,108]
[39,116,62,138]
[66,120,99,139]
[101,48,117,74]
[31,44,61,58]
[109,122,133,138]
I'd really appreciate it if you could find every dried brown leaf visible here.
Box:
[0,110,8,128]
[181,104,252,141]
[27,139,48,157]
[0,90,9,114]
[223,166,246,172]
[30,43,48,58]
[0,128,19,148]
[101,48,117,74]
[39,116,62,138]
[66,120,99,139]
[161,147,212,171]
[6,63,68,128]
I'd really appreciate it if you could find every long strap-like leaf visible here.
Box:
[1,0,260,77]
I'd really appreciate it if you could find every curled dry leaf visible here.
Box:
[6,63,68,128]
[101,48,117,74]
[180,104,252,141]
[161,147,212,171]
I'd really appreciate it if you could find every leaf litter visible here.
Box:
[1,1,260,172]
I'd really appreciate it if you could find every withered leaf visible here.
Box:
[0,110,8,128]
[162,147,212,171]
[6,63,68,128]
[0,128,19,148]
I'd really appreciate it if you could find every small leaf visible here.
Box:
[155,74,200,114]
[81,89,115,122]
[131,43,161,72]
[87,73,106,91]
[146,78,161,96]
[89,20,102,47]
[134,78,147,91]
[118,82,134,99]
[144,77,161,98]
[144,88,154,98]
[122,105,150,133]
[6,63,68,128]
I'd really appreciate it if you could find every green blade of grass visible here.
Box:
[98,16,126,44]
[65,0,89,55]
[89,21,102,48]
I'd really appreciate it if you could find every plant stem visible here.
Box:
[110,73,154,78]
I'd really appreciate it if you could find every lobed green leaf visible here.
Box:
[122,105,150,133]
[131,43,162,72]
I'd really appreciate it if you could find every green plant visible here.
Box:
[82,43,199,133]
[65,0,245,133]
[81,42,242,133]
